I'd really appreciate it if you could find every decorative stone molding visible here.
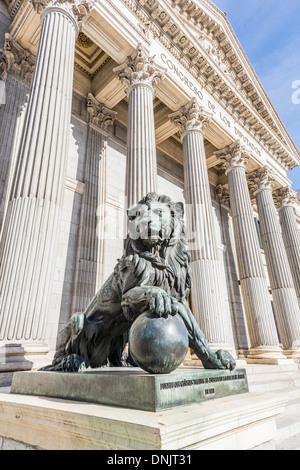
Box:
[169,98,212,137]
[121,0,299,172]
[4,0,24,18]
[31,0,94,31]
[247,166,276,196]
[216,184,230,208]
[214,140,251,174]
[0,33,35,83]
[114,43,166,93]
[86,93,117,130]
[273,186,297,210]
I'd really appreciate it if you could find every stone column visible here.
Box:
[169,99,231,352]
[0,33,34,231]
[72,94,116,314]
[248,167,300,358]
[0,0,92,366]
[114,44,166,208]
[215,141,285,363]
[273,187,300,306]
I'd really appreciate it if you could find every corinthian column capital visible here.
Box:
[113,43,166,94]
[0,33,35,83]
[247,166,276,196]
[216,184,230,208]
[169,98,212,137]
[214,140,251,174]
[273,186,297,210]
[31,0,94,31]
[86,93,117,130]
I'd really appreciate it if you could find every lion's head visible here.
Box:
[123,193,192,299]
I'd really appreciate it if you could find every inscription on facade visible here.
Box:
[160,53,204,101]
[159,51,262,158]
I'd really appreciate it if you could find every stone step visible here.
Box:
[275,400,300,447]
[246,370,300,384]
[249,378,300,395]
[244,363,300,374]
[276,434,300,450]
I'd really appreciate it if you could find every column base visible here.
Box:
[0,342,51,373]
[283,349,300,362]
[246,347,293,365]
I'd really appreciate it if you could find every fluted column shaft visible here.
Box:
[73,94,115,313]
[114,44,166,208]
[274,187,300,305]
[126,83,157,207]
[250,169,300,355]
[216,142,284,361]
[170,99,230,350]
[0,4,79,344]
[0,34,35,231]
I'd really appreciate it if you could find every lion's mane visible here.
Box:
[115,193,192,302]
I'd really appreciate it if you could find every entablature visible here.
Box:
[3,0,298,188]
[120,0,299,173]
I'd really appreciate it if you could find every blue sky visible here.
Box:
[211,0,300,190]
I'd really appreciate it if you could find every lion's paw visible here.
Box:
[62,354,86,372]
[215,350,236,371]
[144,287,179,318]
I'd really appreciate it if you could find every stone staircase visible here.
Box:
[1,362,300,449]
[244,363,300,450]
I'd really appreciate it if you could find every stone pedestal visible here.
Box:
[10,367,249,412]
[0,375,285,450]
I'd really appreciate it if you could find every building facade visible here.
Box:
[0,0,300,374]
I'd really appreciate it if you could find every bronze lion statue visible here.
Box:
[42,193,236,372]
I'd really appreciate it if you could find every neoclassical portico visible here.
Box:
[0,0,300,372]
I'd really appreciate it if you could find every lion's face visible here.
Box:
[128,201,174,247]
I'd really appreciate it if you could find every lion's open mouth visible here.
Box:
[147,228,163,241]
[147,228,163,242]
